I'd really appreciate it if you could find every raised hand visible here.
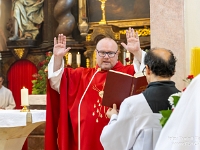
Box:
[53,34,71,72]
[121,28,140,55]
[121,27,142,63]
[53,34,71,58]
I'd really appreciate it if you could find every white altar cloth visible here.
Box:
[0,110,46,150]
[0,110,46,127]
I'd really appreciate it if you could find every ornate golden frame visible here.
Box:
[88,18,150,30]
[78,0,150,29]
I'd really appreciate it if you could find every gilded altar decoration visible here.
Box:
[114,33,120,40]
[136,28,151,36]
[89,18,150,30]
[65,53,69,65]
[98,0,107,25]
[14,48,24,59]
[65,52,72,66]
[86,34,91,42]
[119,27,151,36]
[86,58,90,68]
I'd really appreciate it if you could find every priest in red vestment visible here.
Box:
[45,28,146,150]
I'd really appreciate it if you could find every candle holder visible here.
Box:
[20,106,30,112]
[86,58,90,68]
[65,53,69,64]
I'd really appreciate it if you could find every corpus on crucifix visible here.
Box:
[98,0,107,25]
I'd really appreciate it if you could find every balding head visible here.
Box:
[144,48,177,78]
[96,37,119,70]
[96,38,118,51]
[152,48,172,62]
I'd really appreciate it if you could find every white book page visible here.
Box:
[109,70,144,78]
[134,71,144,78]
[109,70,133,77]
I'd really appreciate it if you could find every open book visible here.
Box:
[102,70,148,108]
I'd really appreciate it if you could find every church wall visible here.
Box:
[150,0,185,90]
[185,0,200,76]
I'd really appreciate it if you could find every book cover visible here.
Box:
[102,70,148,108]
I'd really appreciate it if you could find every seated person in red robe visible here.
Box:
[45,28,146,150]
[100,48,180,150]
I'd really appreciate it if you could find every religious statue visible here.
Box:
[8,0,44,41]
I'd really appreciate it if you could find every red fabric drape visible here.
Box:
[7,59,37,109]
[7,59,37,150]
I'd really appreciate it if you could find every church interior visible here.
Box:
[0,0,200,149]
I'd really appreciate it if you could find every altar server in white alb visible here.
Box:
[0,75,16,110]
[100,48,180,150]
[155,74,200,150]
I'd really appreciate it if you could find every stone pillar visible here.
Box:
[185,0,200,76]
[150,0,200,90]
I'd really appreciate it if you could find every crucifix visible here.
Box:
[98,0,107,25]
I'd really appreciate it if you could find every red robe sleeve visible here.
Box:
[45,78,61,150]
[45,69,71,150]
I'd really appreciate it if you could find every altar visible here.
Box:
[0,110,46,150]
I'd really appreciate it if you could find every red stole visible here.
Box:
[45,61,135,150]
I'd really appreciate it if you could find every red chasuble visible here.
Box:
[45,61,135,150]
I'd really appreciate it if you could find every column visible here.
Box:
[150,0,200,89]
[54,0,76,41]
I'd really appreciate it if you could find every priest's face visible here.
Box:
[96,38,118,70]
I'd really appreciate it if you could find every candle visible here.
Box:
[76,52,81,67]
[126,50,131,65]
[190,47,200,76]
[67,53,72,66]
[126,50,131,60]
[21,87,29,106]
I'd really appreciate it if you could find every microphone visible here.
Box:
[78,68,101,150]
